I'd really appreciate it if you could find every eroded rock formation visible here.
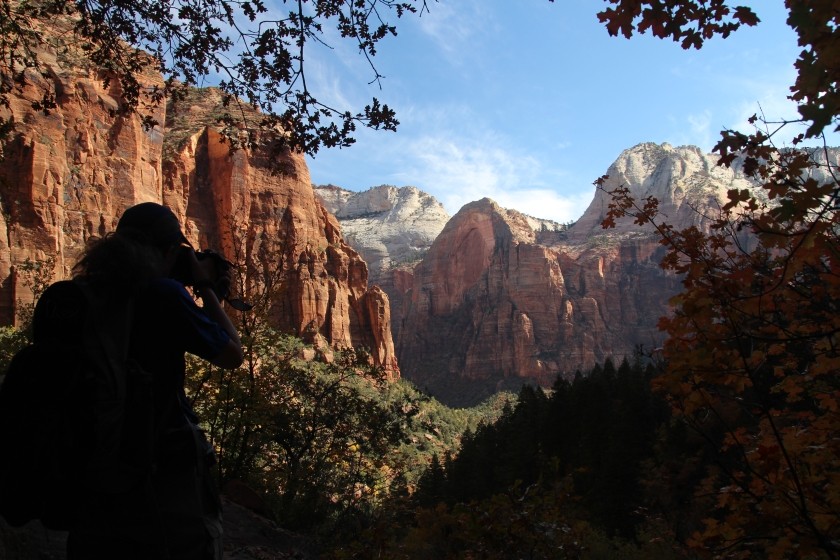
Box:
[314,184,449,281]
[393,197,674,405]
[0,24,398,374]
[569,142,752,241]
[314,184,449,341]
[394,143,759,405]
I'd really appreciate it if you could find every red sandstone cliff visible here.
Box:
[0,25,398,374]
[395,143,761,406]
[395,198,679,405]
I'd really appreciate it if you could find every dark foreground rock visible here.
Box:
[0,498,315,560]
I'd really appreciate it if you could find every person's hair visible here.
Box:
[72,232,166,296]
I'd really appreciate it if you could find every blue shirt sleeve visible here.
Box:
[151,278,230,361]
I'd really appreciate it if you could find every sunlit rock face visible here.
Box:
[0,27,168,320]
[315,184,449,280]
[569,142,753,241]
[393,194,679,406]
[10,20,837,402]
[313,144,753,405]
[315,184,450,342]
[0,25,398,375]
[393,142,840,405]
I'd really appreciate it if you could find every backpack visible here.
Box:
[0,279,154,530]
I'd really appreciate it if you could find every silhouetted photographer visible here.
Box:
[0,202,245,559]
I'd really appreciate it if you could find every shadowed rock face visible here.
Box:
[0,26,397,375]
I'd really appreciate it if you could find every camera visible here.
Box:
[170,247,252,311]
[171,247,230,290]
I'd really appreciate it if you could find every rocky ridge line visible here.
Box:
[369,143,836,405]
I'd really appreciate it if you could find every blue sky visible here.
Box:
[303,1,819,223]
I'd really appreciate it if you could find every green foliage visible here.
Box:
[414,359,668,537]
[187,329,405,533]
[0,325,28,377]
[383,379,513,489]
[187,329,511,537]
[182,214,511,539]
[0,257,51,389]
[336,360,680,559]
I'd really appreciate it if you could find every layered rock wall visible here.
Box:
[0,40,167,318]
[314,184,449,342]
[569,142,752,240]
[396,198,680,405]
[314,184,449,282]
[0,27,398,374]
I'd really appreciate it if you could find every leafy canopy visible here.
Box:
[600,1,840,557]
[596,0,759,49]
[0,0,431,155]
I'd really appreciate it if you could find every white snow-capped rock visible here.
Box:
[314,184,450,282]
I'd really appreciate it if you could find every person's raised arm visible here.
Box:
[189,252,244,369]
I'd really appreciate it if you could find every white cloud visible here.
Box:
[415,0,493,58]
[485,188,593,224]
[666,110,716,152]
[663,66,808,153]
[731,71,798,126]
[306,58,357,111]
[392,134,591,223]
[308,98,597,223]
[725,66,840,146]
[686,110,714,150]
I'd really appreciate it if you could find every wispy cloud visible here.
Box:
[389,132,591,223]
[664,62,808,152]
[493,188,593,224]
[693,56,840,147]
[306,0,829,228]
[308,99,596,223]
[305,56,357,111]
[730,69,798,125]
[415,1,493,58]
[686,111,714,149]
[667,110,715,151]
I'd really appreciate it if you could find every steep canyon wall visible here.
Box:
[395,197,680,406]
[9,24,832,404]
[0,29,398,373]
[390,143,760,405]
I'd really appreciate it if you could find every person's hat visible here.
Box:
[116,202,188,248]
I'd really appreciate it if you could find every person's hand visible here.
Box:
[185,248,215,288]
